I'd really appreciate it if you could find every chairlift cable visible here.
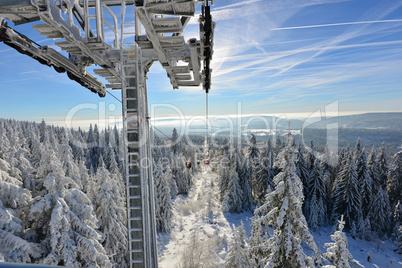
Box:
[149,123,171,140]
[206,91,208,137]
[106,89,122,103]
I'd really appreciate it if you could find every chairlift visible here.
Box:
[204,159,209,165]
[186,161,192,168]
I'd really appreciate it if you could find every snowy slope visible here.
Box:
[313,227,401,268]
[157,167,253,267]
[157,168,401,267]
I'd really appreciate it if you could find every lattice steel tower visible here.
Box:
[0,1,214,267]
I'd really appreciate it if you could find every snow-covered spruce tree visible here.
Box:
[0,163,37,263]
[254,136,319,267]
[15,144,36,193]
[303,141,317,222]
[39,119,47,144]
[223,222,251,268]
[321,159,334,223]
[387,149,402,210]
[171,127,181,155]
[273,137,283,158]
[239,159,253,211]
[68,131,85,163]
[177,229,219,268]
[219,161,230,201]
[28,148,111,267]
[332,151,361,228]
[249,214,265,268]
[397,225,402,255]
[367,147,380,189]
[86,124,101,172]
[256,140,275,200]
[376,143,388,189]
[324,215,352,268]
[229,145,244,175]
[392,201,401,247]
[308,159,327,230]
[223,168,243,213]
[262,139,274,171]
[356,148,373,219]
[154,160,173,232]
[255,157,274,203]
[248,134,260,196]
[219,145,243,203]
[163,159,178,197]
[94,156,128,266]
[173,154,190,195]
[295,143,310,218]
[59,136,82,190]
[370,188,391,236]
[248,134,260,160]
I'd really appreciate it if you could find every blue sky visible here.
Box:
[0,0,402,129]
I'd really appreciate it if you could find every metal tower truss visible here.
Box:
[0,0,214,267]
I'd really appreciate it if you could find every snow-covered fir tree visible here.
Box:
[30,148,111,267]
[367,147,380,190]
[173,155,190,195]
[392,201,401,247]
[387,149,402,210]
[239,160,253,211]
[94,156,128,266]
[324,215,352,268]
[248,134,260,196]
[370,188,391,235]
[356,148,373,220]
[249,214,265,268]
[0,160,35,263]
[164,159,177,197]
[171,127,181,155]
[153,160,173,232]
[254,135,319,267]
[295,143,310,218]
[256,140,275,201]
[376,143,388,189]
[332,150,361,228]
[308,159,327,230]
[223,222,251,268]
[223,168,243,213]
[219,162,230,201]
[248,134,260,160]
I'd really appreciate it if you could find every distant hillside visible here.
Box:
[305,112,402,131]
[154,113,402,151]
[241,112,402,131]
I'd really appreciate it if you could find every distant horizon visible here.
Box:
[2,110,402,131]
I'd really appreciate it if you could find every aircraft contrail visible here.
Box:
[271,19,402,30]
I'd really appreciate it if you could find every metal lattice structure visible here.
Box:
[0,1,214,267]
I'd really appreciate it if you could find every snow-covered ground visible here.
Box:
[313,227,401,268]
[157,167,252,267]
[157,169,402,267]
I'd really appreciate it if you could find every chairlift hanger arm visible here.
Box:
[0,18,106,96]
